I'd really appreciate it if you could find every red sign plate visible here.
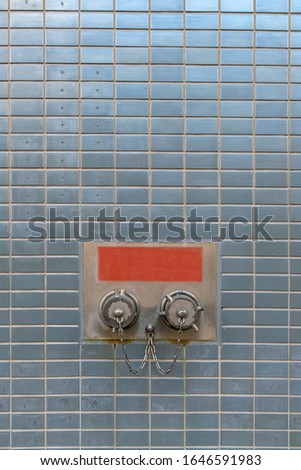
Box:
[98,246,203,282]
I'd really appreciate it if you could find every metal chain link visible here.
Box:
[116,317,184,376]
[148,319,184,376]
[117,317,151,375]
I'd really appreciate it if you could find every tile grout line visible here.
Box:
[7,0,12,451]
[42,0,47,450]
[2,2,297,450]
[113,0,117,235]
[183,0,187,234]
[148,0,152,450]
[113,342,117,449]
[183,0,187,447]
[287,0,292,450]
[113,0,117,451]
[148,0,152,233]
[78,0,82,450]
[252,0,256,450]
[217,0,222,449]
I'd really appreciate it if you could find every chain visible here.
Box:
[148,319,184,376]
[116,317,184,376]
[117,318,151,375]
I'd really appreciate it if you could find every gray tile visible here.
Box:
[152,413,183,429]
[291,312,300,326]
[0,346,9,360]
[12,292,44,307]
[12,431,44,448]
[47,379,79,395]
[47,326,80,343]
[221,362,253,377]
[47,308,79,326]
[186,396,218,412]
[256,396,288,412]
[116,377,148,395]
[255,430,288,447]
[117,47,148,65]
[256,345,288,360]
[186,379,218,394]
[256,258,288,274]
[290,396,301,413]
[47,344,79,359]
[186,362,218,377]
[11,12,43,28]
[256,327,288,343]
[290,432,301,448]
[256,379,288,395]
[221,378,253,394]
[12,379,44,396]
[0,413,9,429]
[291,414,301,430]
[47,431,79,447]
[152,30,183,46]
[47,396,79,412]
[257,0,288,12]
[46,12,78,28]
[257,13,288,30]
[82,413,114,429]
[81,379,114,395]
[255,293,288,309]
[12,397,44,413]
[186,430,218,447]
[116,430,149,447]
[222,396,253,412]
[151,65,183,82]
[12,362,44,378]
[45,29,79,46]
[81,361,113,377]
[255,413,288,430]
[221,431,253,447]
[116,413,148,429]
[117,188,148,204]
[116,0,148,11]
[291,345,301,360]
[152,101,183,117]
[11,0,43,9]
[80,0,113,10]
[116,396,148,412]
[255,275,288,291]
[222,0,253,11]
[47,362,79,378]
[47,413,79,429]
[116,31,148,47]
[152,13,183,29]
[151,396,183,412]
[151,378,184,394]
[222,275,253,290]
[12,414,44,430]
[151,430,184,447]
[81,430,114,448]
[187,413,218,429]
[221,344,253,360]
[152,0,183,10]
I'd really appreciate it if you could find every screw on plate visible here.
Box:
[113,308,124,319]
[177,308,187,319]
[145,324,154,334]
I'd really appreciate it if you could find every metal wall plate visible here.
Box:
[83,242,218,342]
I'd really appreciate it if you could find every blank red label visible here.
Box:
[98,246,202,282]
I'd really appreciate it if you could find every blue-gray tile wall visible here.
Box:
[0,0,300,450]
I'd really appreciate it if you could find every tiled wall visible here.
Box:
[1,0,301,449]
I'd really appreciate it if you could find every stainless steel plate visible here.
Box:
[83,242,218,342]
